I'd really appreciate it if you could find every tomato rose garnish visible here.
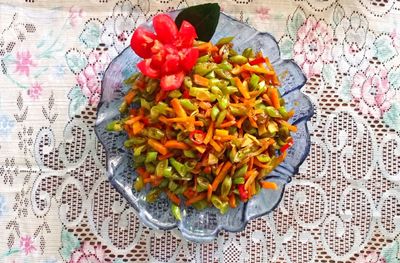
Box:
[130,14,199,91]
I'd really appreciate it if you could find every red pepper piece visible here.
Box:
[238,184,248,201]
[249,57,265,66]
[189,130,206,145]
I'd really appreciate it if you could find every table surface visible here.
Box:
[0,0,399,262]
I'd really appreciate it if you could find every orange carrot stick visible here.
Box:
[262,94,273,106]
[219,120,236,128]
[136,167,150,179]
[196,42,212,52]
[207,184,213,202]
[253,159,270,169]
[268,87,280,109]
[209,139,223,152]
[171,98,187,118]
[236,116,247,129]
[132,121,144,135]
[204,121,214,144]
[166,190,181,205]
[193,74,210,87]
[234,77,250,99]
[244,170,259,191]
[212,161,232,191]
[148,139,168,155]
[164,140,190,150]
[261,181,279,190]
[185,192,207,206]
[125,115,142,125]
[249,157,254,171]
[124,90,136,104]
[158,152,174,160]
[228,194,236,208]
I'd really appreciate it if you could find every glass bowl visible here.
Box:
[94,11,313,243]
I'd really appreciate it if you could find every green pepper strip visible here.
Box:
[233,164,248,178]
[145,152,158,163]
[171,204,182,220]
[179,99,197,111]
[215,110,227,127]
[169,158,187,177]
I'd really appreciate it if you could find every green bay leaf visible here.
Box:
[175,3,220,42]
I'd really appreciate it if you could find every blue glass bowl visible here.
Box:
[95,11,313,243]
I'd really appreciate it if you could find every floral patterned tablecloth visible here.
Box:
[0,0,399,262]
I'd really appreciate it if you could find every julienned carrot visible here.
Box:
[183,188,196,199]
[148,139,168,155]
[196,42,212,52]
[209,139,222,152]
[253,159,270,169]
[164,140,189,150]
[212,161,232,191]
[234,77,250,99]
[276,119,297,132]
[124,90,136,104]
[207,184,213,201]
[171,98,187,118]
[236,116,247,129]
[244,170,259,191]
[185,192,207,206]
[155,89,167,102]
[247,114,258,128]
[204,121,215,144]
[213,135,235,142]
[268,87,280,109]
[136,167,150,179]
[166,190,181,205]
[125,115,142,125]
[193,74,209,87]
[228,194,236,208]
[219,120,236,128]
[249,157,254,171]
[132,121,144,135]
[262,94,273,106]
[199,101,211,110]
[261,181,278,190]
[158,152,174,160]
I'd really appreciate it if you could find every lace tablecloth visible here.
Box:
[0,0,399,262]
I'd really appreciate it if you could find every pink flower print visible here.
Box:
[77,51,110,106]
[293,17,333,78]
[77,65,100,105]
[70,242,106,263]
[256,7,270,20]
[355,252,386,263]
[15,51,35,76]
[28,82,43,100]
[19,235,36,255]
[351,65,395,118]
[69,6,83,27]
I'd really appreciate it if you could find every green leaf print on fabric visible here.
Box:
[280,37,294,59]
[389,67,400,88]
[80,19,102,48]
[68,86,88,118]
[332,4,345,25]
[65,49,88,74]
[374,34,398,62]
[383,101,400,132]
[322,63,336,87]
[381,240,400,263]
[287,7,306,40]
[60,229,80,261]
[338,75,352,102]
